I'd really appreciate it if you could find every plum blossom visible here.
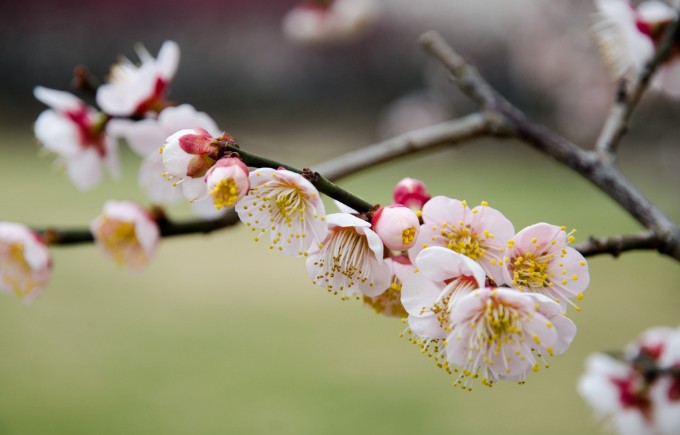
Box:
[0,222,51,302]
[362,254,414,317]
[371,204,420,251]
[579,325,680,435]
[205,157,250,209]
[409,196,514,284]
[160,128,232,202]
[34,86,119,190]
[401,247,486,341]
[90,201,160,271]
[578,353,656,435]
[502,223,589,310]
[107,104,220,204]
[651,332,680,435]
[306,213,391,298]
[236,168,327,256]
[593,0,680,96]
[447,287,576,388]
[282,0,379,46]
[392,177,431,211]
[96,41,179,116]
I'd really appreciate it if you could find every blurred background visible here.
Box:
[1,0,680,434]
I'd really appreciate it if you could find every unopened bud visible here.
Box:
[372,204,420,251]
[393,177,431,210]
[205,157,250,209]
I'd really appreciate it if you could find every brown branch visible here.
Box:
[312,112,492,180]
[574,231,660,258]
[419,31,680,262]
[595,12,680,160]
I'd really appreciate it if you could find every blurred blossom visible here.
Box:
[579,325,680,435]
[96,41,180,117]
[593,0,680,97]
[282,0,379,46]
[90,201,160,271]
[506,1,610,140]
[0,222,51,303]
[34,87,120,190]
[377,90,453,139]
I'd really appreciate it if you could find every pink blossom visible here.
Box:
[371,204,420,251]
[96,41,180,116]
[205,157,250,209]
[0,222,51,302]
[578,353,656,435]
[90,201,160,271]
[34,87,119,190]
[447,287,576,388]
[282,0,379,46]
[306,213,391,298]
[392,177,431,210]
[236,168,327,256]
[409,196,514,284]
[502,223,589,310]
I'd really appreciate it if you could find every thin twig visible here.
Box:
[595,12,680,159]
[313,112,492,180]
[420,31,680,262]
[574,231,660,258]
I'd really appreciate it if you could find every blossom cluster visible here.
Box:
[579,326,680,435]
[25,37,592,391]
[156,130,591,389]
[593,0,680,96]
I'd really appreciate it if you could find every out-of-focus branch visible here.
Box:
[420,30,680,262]
[595,12,680,160]
[313,112,493,180]
[574,231,660,258]
[42,212,240,245]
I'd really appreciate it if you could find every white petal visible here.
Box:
[67,148,102,190]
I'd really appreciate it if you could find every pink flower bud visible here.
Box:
[161,128,219,201]
[371,204,420,251]
[205,157,250,209]
[393,177,431,210]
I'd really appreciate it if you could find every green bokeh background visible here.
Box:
[1,125,679,435]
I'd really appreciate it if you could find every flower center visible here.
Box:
[3,243,38,297]
[509,252,551,290]
[211,178,240,209]
[272,187,306,226]
[402,226,416,245]
[445,227,484,259]
[98,219,139,265]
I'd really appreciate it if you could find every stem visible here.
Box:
[223,144,374,212]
